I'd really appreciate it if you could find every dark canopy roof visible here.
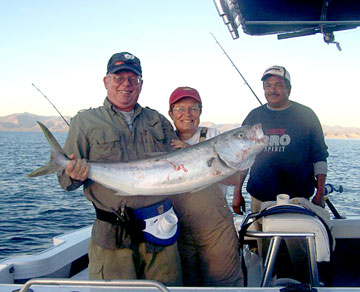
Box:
[214,0,360,48]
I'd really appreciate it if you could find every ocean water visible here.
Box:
[0,132,94,260]
[0,132,359,260]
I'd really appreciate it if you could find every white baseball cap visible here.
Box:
[261,65,291,84]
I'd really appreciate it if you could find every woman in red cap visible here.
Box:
[167,86,244,287]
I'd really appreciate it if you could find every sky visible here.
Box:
[1,0,359,128]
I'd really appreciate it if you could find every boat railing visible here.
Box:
[18,278,171,292]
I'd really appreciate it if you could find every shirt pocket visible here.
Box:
[90,131,123,162]
[143,121,168,152]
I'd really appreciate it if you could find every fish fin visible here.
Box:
[27,121,68,177]
[27,163,65,177]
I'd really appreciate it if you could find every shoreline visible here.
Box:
[1,129,359,140]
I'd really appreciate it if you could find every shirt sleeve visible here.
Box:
[314,161,328,176]
[242,108,258,126]
[159,113,177,147]
[57,115,89,191]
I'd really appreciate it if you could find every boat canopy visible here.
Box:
[213,0,360,49]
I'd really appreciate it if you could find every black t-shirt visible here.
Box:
[243,102,328,201]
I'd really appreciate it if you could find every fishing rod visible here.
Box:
[210,33,263,106]
[31,83,70,127]
[324,183,345,219]
[31,84,119,216]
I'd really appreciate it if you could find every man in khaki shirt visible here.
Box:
[58,52,182,285]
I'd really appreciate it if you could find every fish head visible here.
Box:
[214,124,267,170]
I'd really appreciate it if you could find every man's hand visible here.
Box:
[232,185,246,215]
[65,154,90,181]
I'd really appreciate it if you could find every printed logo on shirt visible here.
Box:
[264,128,290,152]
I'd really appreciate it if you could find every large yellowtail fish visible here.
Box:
[28,122,266,196]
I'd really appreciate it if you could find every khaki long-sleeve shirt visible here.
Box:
[58,98,177,249]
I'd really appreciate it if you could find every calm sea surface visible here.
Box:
[0,132,359,260]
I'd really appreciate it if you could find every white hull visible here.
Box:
[1,214,360,292]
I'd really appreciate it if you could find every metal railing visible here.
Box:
[19,278,171,292]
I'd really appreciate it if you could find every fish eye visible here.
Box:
[238,132,245,138]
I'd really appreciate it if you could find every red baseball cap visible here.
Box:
[169,87,202,109]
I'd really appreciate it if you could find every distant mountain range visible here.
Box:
[0,113,70,132]
[1,112,359,139]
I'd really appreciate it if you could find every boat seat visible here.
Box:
[239,204,332,287]
[262,207,331,262]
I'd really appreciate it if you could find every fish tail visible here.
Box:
[27,121,68,177]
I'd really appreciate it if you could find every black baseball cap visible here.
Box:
[106,52,142,76]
